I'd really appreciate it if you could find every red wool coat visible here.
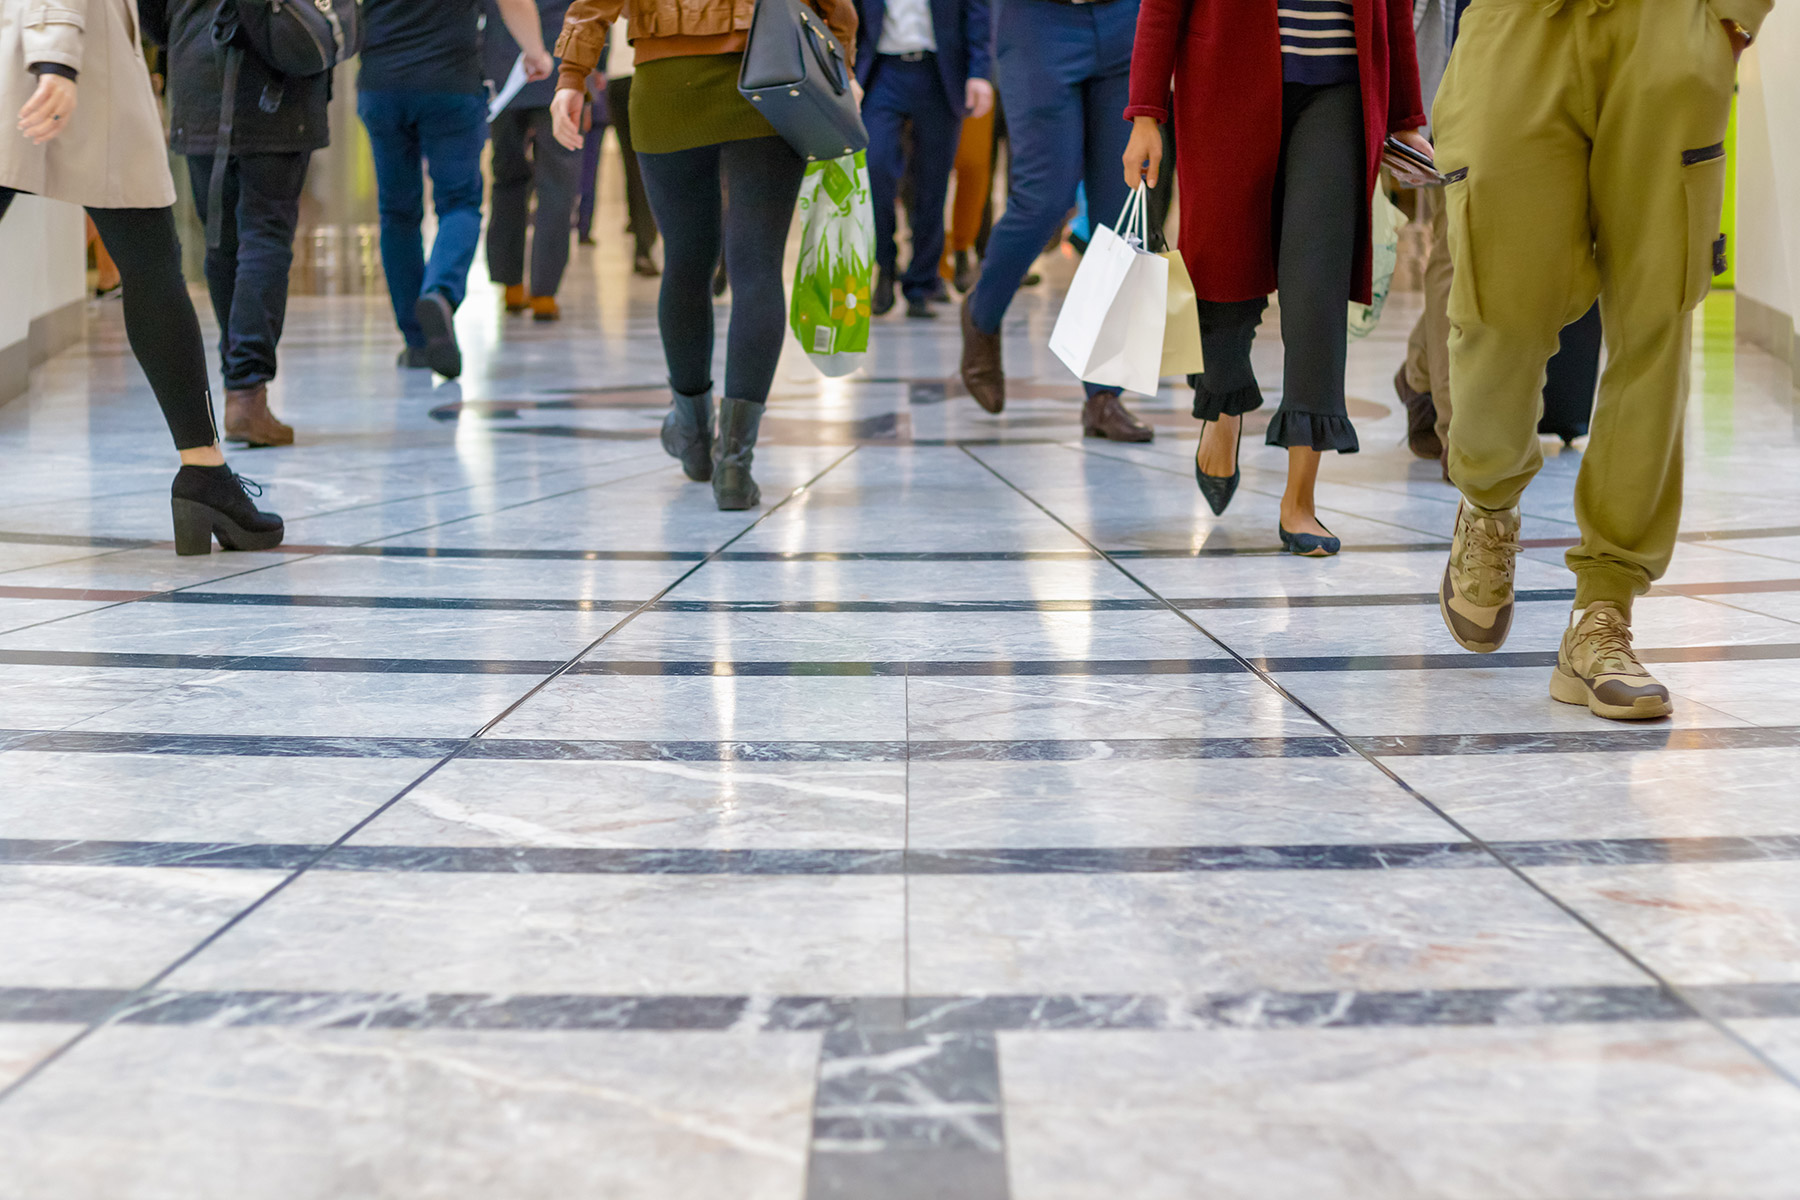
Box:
[1125,0,1427,305]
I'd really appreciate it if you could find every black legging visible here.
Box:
[0,188,217,449]
[635,136,805,404]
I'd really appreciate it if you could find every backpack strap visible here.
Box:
[206,43,242,250]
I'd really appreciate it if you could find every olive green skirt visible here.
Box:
[630,54,781,155]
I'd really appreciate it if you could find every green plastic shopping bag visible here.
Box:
[790,152,874,377]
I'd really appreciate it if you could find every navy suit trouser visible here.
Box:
[864,55,963,302]
[969,0,1137,397]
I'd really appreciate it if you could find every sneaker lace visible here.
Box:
[1585,607,1641,673]
[1461,513,1520,600]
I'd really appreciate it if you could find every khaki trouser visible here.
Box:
[1435,0,1754,611]
[1403,188,1454,448]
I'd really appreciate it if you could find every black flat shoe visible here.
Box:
[413,292,462,379]
[1195,418,1241,517]
[171,465,284,556]
[1279,522,1340,557]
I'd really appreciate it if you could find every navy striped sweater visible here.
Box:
[1279,0,1359,86]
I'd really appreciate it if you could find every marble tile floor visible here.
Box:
[0,231,1798,1199]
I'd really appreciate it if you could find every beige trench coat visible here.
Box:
[0,0,175,208]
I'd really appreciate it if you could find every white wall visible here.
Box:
[1734,10,1800,364]
[0,193,88,402]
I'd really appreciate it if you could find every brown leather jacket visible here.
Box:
[555,0,858,91]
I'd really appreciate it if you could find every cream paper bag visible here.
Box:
[1159,247,1204,377]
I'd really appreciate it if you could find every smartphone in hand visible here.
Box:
[1383,134,1445,187]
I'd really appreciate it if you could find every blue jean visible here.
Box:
[357,90,487,346]
[970,0,1137,396]
[864,55,962,302]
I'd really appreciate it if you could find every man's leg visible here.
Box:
[609,76,658,256]
[184,155,241,367]
[357,92,428,347]
[967,6,1086,333]
[1573,0,1737,610]
[1433,3,1594,653]
[220,152,308,389]
[527,106,582,301]
[486,109,532,291]
[898,69,959,307]
[861,62,910,306]
[418,92,489,312]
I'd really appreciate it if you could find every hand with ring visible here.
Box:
[18,74,77,145]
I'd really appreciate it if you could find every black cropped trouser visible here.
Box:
[0,188,217,449]
[1192,81,1364,454]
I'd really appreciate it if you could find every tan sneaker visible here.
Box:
[1439,500,1521,653]
[1550,602,1673,720]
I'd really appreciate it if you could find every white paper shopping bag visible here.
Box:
[1049,187,1169,397]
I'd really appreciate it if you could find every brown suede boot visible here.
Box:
[223,383,294,447]
[1082,391,1154,442]
[960,296,1005,413]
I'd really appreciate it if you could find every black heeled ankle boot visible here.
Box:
[1195,417,1242,517]
[661,388,714,482]
[171,465,284,556]
[712,398,764,511]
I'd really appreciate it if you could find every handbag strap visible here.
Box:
[206,45,243,250]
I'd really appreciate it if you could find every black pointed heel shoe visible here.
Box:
[712,397,764,511]
[170,465,284,556]
[1279,521,1340,558]
[1195,418,1242,517]
[661,388,715,482]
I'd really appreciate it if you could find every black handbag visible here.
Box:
[204,0,362,246]
[737,0,868,162]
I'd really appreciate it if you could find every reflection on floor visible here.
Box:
[2,224,1799,1198]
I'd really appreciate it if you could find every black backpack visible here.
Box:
[203,0,363,245]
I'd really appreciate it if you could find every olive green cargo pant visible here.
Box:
[1434,0,1767,612]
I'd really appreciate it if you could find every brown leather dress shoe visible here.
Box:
[223,383,294,447]
[960,297,1005,413]
[1082,391,1154,442]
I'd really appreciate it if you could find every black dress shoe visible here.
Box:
[634,250,661,277]
[905,296,937,319]
[1395,367,1441,460]
[396,346,431,370]
[872,270,896,316]
[171,465,284,556]
[928,277,950,303]
[1279,521,1341,557]
[1194,418,1241,516]
[413,292,462,379]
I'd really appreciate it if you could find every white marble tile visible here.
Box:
[0,664,204,731]
[166,872,904,994]
[1728,1018,1800,1079]
[489,673,909,742]
[906,672,1324,742]
[907,870,1642,995]
[1530,861,1800,985]
[671,557,1146,603]
[1000,1025,1800,1200]
[0,1024,80,1090]
[0,1027,820,1200]
[0,865,280,988]
[359,757,906,849]
[906,758,1449,848]
[1273,664,1751,737]
[0,752,426,842]
[1388,748,1800,841]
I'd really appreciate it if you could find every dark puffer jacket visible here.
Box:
[141,0,333,156]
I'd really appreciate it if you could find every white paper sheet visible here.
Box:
[487,54,530,121]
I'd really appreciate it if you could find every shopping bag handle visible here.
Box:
[1114,184,1150,250]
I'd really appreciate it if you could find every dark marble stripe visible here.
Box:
[1358,726,1800,756]
[807,1031,1008,1200]
[7,835,1796,875]
[7,643,1792,677]
[8,983,1780,1032]
[0,532,158,549]
[144,592,648,613]
[9,726,1800,762]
